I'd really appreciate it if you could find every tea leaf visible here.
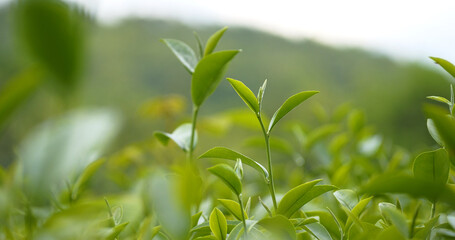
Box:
[218,199,248,221]
[430,57,455,80]
[208,164,242,196]
[427,96,451,105]
[277,179,321,218]
[199,147,269,181]
[192,50,240,106]
[333,189,359,211]
[209,208,227,240]
[227,78,259,114]
[302,222,333,240]
[257,79,267,113]
[413,148,449,185]
[154,123,197,152]
[204,27,228,56]
[379,202,409,238]
[257,215,297,240]
[268,91,319,133]
[71,158,106,201]
[162,39,198,73]
[427,119,445,146]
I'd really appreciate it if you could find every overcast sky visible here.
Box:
[4,0,455,67]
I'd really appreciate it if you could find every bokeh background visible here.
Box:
[0,0,454,167]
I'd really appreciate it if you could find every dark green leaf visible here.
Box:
[162,39,198,73]
[192,50,240,106]
[413,148,449,184]
[199,147,269,182]
[208,164,242,196]
[227,78,259,114]
[154,123,196,152]
[210,208,227,240]
[204,27,228,56]
[268,91,319,133]
[17,0,84,86]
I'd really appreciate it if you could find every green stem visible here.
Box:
[257,115,278,212]
[188,106,199,162]
[237,194,248,237]
[431,199,436,218]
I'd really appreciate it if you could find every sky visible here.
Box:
[4,0,455,66]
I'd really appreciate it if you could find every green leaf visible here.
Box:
[17,0,84,86]
[192,50,240,106]
[71,158,106,201]
[257,79,267,113]
[427,96,452,105]
[268,91,319,133]
[302,222,333,240]
[345,197,372,229]
[360,173,455,208]
[427,119,445,146]
[425,105,455,155]
[333,189,359,211]
[210,208,227,240]
[413,216,439,239]
[218,199,248,221]
[154,123,197,152]
[208,164,242,196]
[199,147,269,182]
[379,202,409,238]
[194,31,204,59]
[204,27,228,56]
[227,220,264,240]
[234,158,244,180]
[104,222,129,240]
[257,215,296,240]
[227,78,260,114]
[111,205,123,226]
[430,57,455,80]
[413,148,449,185]
[192,212,203,228]
[0,68,43,128]
[162,39,198,73]
[277,179,332,218]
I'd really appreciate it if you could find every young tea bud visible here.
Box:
[234,158,244,180]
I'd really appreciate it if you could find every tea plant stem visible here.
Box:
[257,115,278,212]
[188,105,200,161]
[237,194,248,237]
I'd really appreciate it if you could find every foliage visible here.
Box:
[1,1,455,239]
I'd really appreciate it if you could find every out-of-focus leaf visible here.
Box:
[333,190,359,211]
[218,199,248,221]
[257,215,296,240]
[199,147,269,182]
[268,91,319,133]
[210,208,227,240]
[154,123,197,152]
[192,50,240,106]
[17,0,84,86]
[243,136,293,155]
[192,212,203,228]
[194,31,204,59]
[71,158,106,201]
[204,27,228,56]
[430,57,455,80]
[103,222,129,240]
[18,109,121,204]
[277,179,326,218]
[208,164,242,196]
[305,124,339,149]
[150,172,190,240]
[162,39,198,73]
[227,78,259,114]
[413,148,449,185]
[348,110,365,134]
[413,216,439,239]
[379,203,409,238]
[360,174,455,208]
[0,68,43,127]
[427,119,445,146]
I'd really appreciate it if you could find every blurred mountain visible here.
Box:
[0,6,449,165]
